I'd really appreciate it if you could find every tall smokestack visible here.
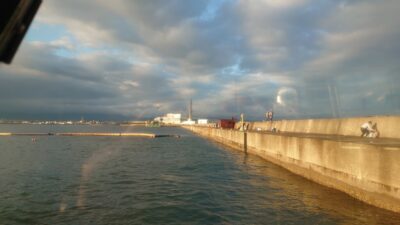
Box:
[189,99,192,121]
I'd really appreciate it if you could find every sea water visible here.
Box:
[0,125,399,225]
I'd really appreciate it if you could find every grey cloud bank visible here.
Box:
[0,0,399,120]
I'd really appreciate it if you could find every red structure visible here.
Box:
[218,118,236,129]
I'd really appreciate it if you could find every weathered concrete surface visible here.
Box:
[252,130,400,148]
[187,126,400,213]
[246,115,400,139]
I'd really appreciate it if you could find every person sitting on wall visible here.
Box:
[360,121,375,137]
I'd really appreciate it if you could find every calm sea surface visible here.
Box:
[0,125,399,225]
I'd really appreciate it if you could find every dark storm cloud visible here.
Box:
[0,41,176,119]
[0,0,399,119]
[14,43,102,82]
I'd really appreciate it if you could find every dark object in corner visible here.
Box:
[0,0,42,64]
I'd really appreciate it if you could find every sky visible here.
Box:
[0,0,399,121]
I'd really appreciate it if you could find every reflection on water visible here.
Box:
[77,146,121,209]
[0,125,399,225]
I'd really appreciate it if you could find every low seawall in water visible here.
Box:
[0,132,180,138]
[186,125,400,213]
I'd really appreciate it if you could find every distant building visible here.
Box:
[182,119,195,125]
[154,113,181,124]
[197,119,208,125]
[218,118,236,129]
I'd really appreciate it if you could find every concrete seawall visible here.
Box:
[244,115,400,139]
[187,125,400,213]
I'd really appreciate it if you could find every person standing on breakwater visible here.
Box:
[266,111,273,122]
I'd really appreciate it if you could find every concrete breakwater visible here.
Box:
[0,132,180,138]
[242,115,400,139]
[186,123,400,213]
